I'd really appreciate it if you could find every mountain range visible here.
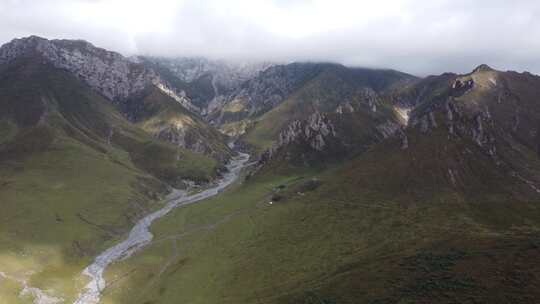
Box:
[1,36,540,304]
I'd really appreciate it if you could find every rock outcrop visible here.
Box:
[406,68,507,159]
[277,112,337,151]
[258,112,338,164]
[0,36,196,111]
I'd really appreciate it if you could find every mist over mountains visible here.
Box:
[2,0,540,75]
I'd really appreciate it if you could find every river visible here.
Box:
[73,152,250,304]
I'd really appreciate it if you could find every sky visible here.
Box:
[0,0,539,76]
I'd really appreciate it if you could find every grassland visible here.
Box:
[101,127,540,304]
[2,59,540,304]
[135,86,233,163]
[0,58,225,302]
[0,127,158,300]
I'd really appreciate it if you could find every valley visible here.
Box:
[0,36,540,304]
[75,152,250,304]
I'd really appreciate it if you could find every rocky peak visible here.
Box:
[473,64,495,73]
[0,36,196,111]
[208,63,331,124]
[408,68,500,156]
[0,36,46,59]
[0,36,155,102]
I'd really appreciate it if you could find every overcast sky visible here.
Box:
[0,0,539,76]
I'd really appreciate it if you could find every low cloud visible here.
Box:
[1,0,539,75]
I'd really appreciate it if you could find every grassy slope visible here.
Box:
[136,86,232,163]
[0,126,154,300]
[243,67,398,153]
[241,70,353,151]
[218,63,415,132]
[0,58,220,301]
[102,126,540,304]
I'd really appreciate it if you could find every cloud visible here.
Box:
[0,0,539,75]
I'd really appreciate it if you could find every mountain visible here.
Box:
[247,63,540,196]
[135,56,273,113]
[391,64,540,192]
[100,65,540,304]
[208,62,333,127]
[0,36,154,102]
[233,63,417,162]
[0,36,232,160]
[2,35,540,304]
[0,51,230,301]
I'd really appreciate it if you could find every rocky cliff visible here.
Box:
[0,36,197,111]
[135,56,272,112]
[0,36,231,160]
[393,65,540,193]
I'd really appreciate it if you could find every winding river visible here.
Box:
[73,152,250,304]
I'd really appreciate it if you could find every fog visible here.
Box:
[1,0,539,75]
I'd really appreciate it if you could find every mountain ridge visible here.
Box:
[2,35,540,304]
[0,36,234,160]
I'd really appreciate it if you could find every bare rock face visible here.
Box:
[277,112,337,152]
[134,56,273,113]
[335,102,355,114]
[209,63,327,124]
[408,74,499,156]
[360,87,379,112]
[0,36,153,101]
[258,112,338,164]
[0,36,196,111]
[375,120,408,149]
